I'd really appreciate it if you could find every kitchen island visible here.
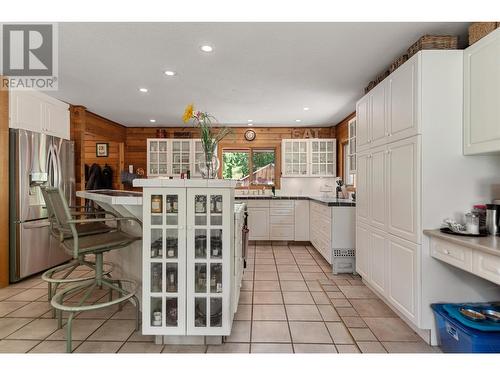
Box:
[77,180,240,345]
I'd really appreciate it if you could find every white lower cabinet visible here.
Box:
[387,234,418,323]
[247,206,270,241]
[355,224,370,280]
[370,146,387,230]
[294,200,310,241]
[369,228,387,295]
[142,186,234,336]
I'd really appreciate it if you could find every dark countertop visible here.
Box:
[235,195,356,207]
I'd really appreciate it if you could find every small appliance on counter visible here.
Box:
[441,202,500,237]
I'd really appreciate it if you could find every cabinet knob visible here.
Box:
[388,133,392,137]
[367,139,372,143]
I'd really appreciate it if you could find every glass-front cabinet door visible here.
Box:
[142,188,186,335]
[282,140,308,176]
[172,140,191,176]
[186,188,232,335]
[147,139,170,176]
[310,139,336,177]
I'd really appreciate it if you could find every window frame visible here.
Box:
[218,144,281,189]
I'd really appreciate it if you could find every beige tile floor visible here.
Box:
[0,243,440,353]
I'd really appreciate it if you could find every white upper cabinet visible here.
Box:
[310,139,336,176]
[147,139,205,177]
[356,95,370,151]
[9,89,70,140]
[387,136,420,244]
[282,138,336,177]
[370,81,388,147]
[171,140,192,175]
[464,28,500,155]
[387,57,419,142]
[282,139,309,176]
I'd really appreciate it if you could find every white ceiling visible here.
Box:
[53,22,469,127]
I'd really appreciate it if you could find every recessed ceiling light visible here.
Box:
[248,123,253,126]
[149,119,156,123]
[247,119,253,122]
[139,88,148,93]
[303,107,310,111]
[295,119,302,122]
[164,70,176,76]
[200,45,213,52]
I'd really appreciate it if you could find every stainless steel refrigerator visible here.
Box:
[9,129,74,282]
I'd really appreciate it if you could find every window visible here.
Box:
[222,148,276,188]
[343,143,355,186]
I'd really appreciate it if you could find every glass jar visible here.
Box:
[465,213,480,235]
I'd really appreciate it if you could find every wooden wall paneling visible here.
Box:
[333,112,355,182]
[71,107,127,193]
[0,82,9,287]
[70,105,86,203]
[124,126,333,182]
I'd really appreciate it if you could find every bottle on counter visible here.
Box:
[472,205,487,234]
[186,169,191,179]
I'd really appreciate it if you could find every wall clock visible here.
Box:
[244,129,256,141]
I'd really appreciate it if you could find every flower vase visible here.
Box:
[198,152,220,179]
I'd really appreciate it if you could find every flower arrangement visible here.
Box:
[183,104,232,178]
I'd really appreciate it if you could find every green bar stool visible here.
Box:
[40,186,117,311]
[43,187,142,353]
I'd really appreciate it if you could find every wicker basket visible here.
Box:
[407,35,458,58]
[375,70,390,84]
[364,80,377,94]
[389,54,408,73]
[469,22,499,45]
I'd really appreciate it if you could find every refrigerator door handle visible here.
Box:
[55,144,62,188]
[23,221,51,229]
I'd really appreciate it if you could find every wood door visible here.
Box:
[356,150,371,225]
[356,95,370,151]
[355,223,370,280]
[370,81,387,148]
[388,57,419,142]
[464,29,500,155]
[370,145,387,231]
[248,207,270,240]
[388,234,418,323]
[370,228,387,296]
[387,136,420,244]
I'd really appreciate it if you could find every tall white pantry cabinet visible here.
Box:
[355,50,500,344]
